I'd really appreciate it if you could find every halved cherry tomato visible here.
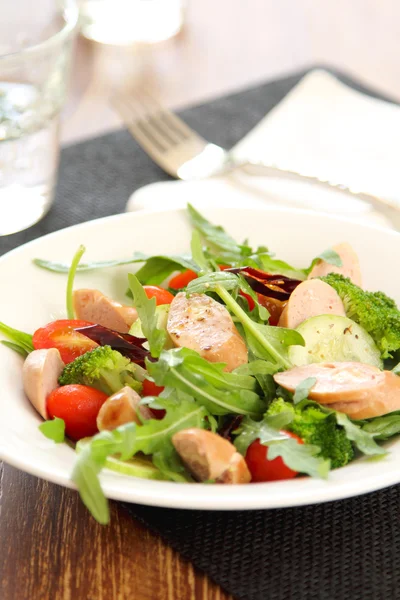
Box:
[47,384,108,441]
[245,431,303,482]
[142,379,166,419]
[169,270,198,289]
[143,285,174,305]
[32,319,97,364]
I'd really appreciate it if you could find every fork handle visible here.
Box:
[239,161,400,232]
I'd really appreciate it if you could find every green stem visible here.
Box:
[66,245,86,319]
[215,285,291,369]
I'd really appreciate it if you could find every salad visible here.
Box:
[2,204,400,524]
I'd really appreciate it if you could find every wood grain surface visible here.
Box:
[1,1,400,598]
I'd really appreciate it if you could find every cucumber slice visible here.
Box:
[76,438,168,480]
[288,314,383,368]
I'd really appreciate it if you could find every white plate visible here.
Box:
[1,206,399,510]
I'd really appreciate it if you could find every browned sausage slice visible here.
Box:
[167,292,248,372]
[172,428,251,483]
[96,386,153,431]
[74,289,138,333]
[22,348,65,419]
[307,243,362,286]
[274,361,400,419]
[278,280,345,329]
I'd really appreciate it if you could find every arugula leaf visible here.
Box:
[152,448,192,482]
[186,271,239,294]
[135,255,200,286]
[0,322,33,355]
[335,412,386,456]
[233,360,277,376]
[66,245,86,319]
[187,203,245,258]
[73,398,210,523]
[362,412,400,440]
[39,418,65,443]
[128,274,166,358]
[190,229,211,273]
[293,377,317,404]
[267,439,330,478]
[33,252,149,273]
[146,348,266,418]
[234,415,329,478]
[305,248,343,275]
[259,254,306,280]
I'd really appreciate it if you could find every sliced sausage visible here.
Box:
[278,280,345,329]
[22,348,65,419]
[96,386,153,431]
[172,428,251,483]
[74,289,138,334]
[307,243,362,286]
[167,292,248,372]
[274,361,400,419]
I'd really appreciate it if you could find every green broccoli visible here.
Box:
[267,398,354,468]
[319,273,400,359]
[59,345,142,396]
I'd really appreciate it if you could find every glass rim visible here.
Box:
[0,0,79,62]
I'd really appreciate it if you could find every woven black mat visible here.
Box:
[1,67,399,600]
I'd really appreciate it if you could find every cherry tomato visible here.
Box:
[169,270,198,289]
[143,285,174,305]
[218,265,232,271]
[32,319,98,364]
[142,379,166,419]
[245,431,303,482]
[47,384,108,441]
[257,295,286,326]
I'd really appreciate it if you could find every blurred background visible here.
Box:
[65,0,400,143]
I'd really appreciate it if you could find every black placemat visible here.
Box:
[1,67,399,600]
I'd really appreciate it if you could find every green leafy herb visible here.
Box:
[134,255,200,286]
[72,399,210,523]
[33,252,149,273]
[335,412,386,456]
[152,448,192,482]
[362,412,400,440]
[233,360,277,376]
[187,203,245,260]
[258,255,306,280]
[128,274,166,358]
[146,348,266,418]
[293,377,317,404]
[234,415,329,478]
[39,418,65,443]
[186,271,239,294]
[237,274,270,322]
[305,248,343,275]
[392,363,400,375]
[190,229,211,273]
[66,245,86,319]
[0,322,33,356]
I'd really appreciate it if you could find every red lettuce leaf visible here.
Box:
[227,267,302,300]
[75,324,149,366]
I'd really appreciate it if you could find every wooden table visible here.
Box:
[1,1,400,598]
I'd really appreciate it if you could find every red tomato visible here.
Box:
[32,319,98,364]
[245,432,303,482]
[47,384,108,441]
[218,265,232,271]
[169,270,198,289]
[142,379,166,419]
[143,285,174,305]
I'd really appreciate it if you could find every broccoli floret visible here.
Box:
[267,398,354,468]
[320,273,400,359]
[59,345,142,396]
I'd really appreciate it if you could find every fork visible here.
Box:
[112,88,400,230]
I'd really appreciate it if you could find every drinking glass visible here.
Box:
[0,0,79,236]
[79,0,186,45]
